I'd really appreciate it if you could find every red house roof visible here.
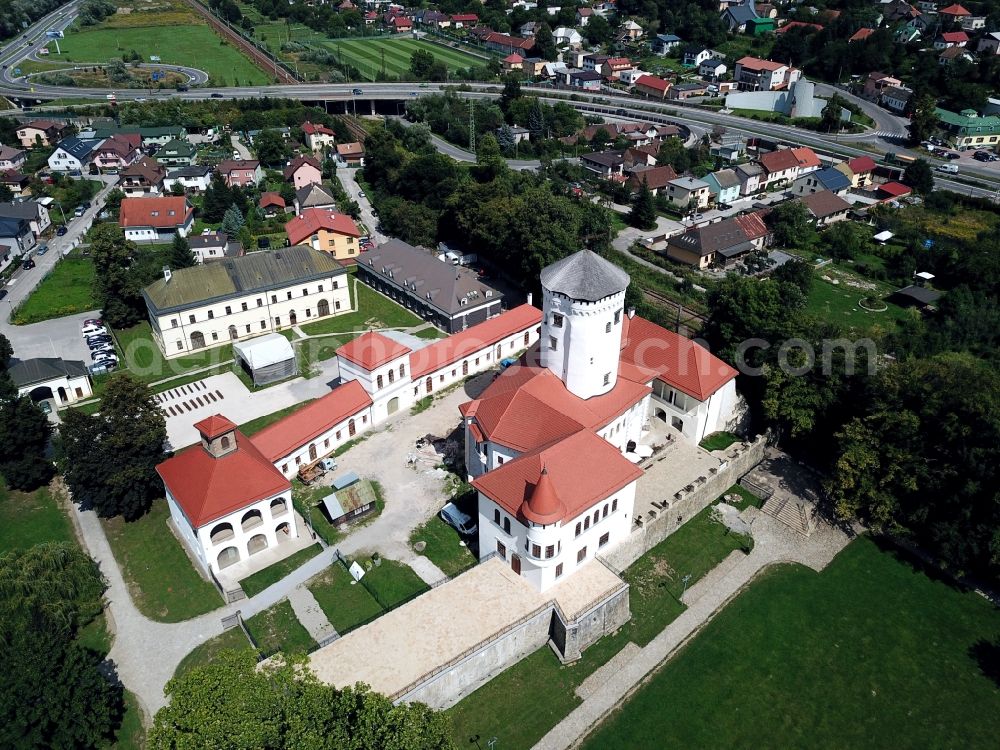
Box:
[216,159,260,174]
[284,208,360,245]
[879,181,912,199]
[301,121,334,138]
[635,74,670,92]
[503,53,524,63]
[940,31,969,43]
[775,21,823,34]
[847,156,877,174]
[194,414,237,440]
[450,13,478,22]
[849,27,874,42]
[157,426,289,528]
[336,331,412,371]
[119,196,192,229]
[736,56,786,72]
[939,4,970,15]
[408,304,542,379]
[259,191,286,209]
[390,16,412,28]
[250,381,373,463]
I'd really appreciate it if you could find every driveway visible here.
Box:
[230,134,252,161]
[336,170,386,245]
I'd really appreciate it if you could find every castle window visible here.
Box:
[552,313,563,328]
[599,532,610,548]
[494,509,500,525]
[503,517,511,534]
[555,563,563,578]
[577,547,587,563]
[575,522,581,537]
[549,336,557,351]
[612,498,618,512]
[606,322,611,333]
[532,543,541,557]
[603,372,611,385]
[545,545,555,558]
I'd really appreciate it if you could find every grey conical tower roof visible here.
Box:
[540,249,630,302]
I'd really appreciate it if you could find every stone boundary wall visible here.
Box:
[600,435,769,573]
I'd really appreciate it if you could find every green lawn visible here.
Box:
[102,499,221,622]
[413,326,445,339]
[306,563,384,633]
[115,321,233,385]
[52,23,269,85]
[719,484,764,511]
[805,272,912,334]
[173,627,253,680]
[321,38,486,81]
[447,505,750,749]
[113,690,146,750]
[245,599,316,658]
[77,610,112,655]
[582,537,1000,749]
[13,256,97,324]
[300,276,423,336]
[698,431,741,452]
[409,514,477,578]
[0,483,75,552]
[356,557,429,610]
[238,543,323,598]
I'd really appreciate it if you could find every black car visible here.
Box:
[21,258,35,269]
[945,151,961,160]
[210,92,224,98]
[0,290,7,301]
[56,225,68,235]
[352,88,363,95]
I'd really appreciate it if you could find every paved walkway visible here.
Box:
[288,586,338,644]
[532,509,854,750]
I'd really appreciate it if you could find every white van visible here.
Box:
[936,163,959,174]
[440,502,477,536]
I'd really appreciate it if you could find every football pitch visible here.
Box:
[321,38,487,80]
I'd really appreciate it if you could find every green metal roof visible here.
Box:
[935,108,1000,134]
[143,245,346,314]
[160,138,196,156]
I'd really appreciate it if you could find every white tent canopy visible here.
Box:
[233,334,297,386]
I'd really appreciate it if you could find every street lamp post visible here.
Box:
[681,573,692,600]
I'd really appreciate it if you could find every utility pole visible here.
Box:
[468,98,476,153]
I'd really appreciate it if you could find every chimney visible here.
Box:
[527,292,533,306]
[627,307,636,319]
[163,266,172,283]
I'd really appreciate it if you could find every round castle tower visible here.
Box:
[539,249,631,400]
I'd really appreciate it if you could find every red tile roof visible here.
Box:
[408,304,542,379]
[940,31,969,43]
[503,53,524,63]
[450,13,478,22]
[847,156,877,174]
[939,4,970,15]
[849,27,874,42]
[758,149,800,173]
[250,381,373,463]
[336,142,364,157]
[157,427,289,528]
[283,154,321,181]
[194,414,237,439]
[878,181,911,198]
[635,74,670,92]
[336,331,412,371]
[736,56,786,72]
[472,429,643,525]
[791,147,821,169]
[733,211,769,241]
[302,121,335,136]
[619,316,738,401]
[259,191,286,209]
[775,21,823,34]
[285,208,360,245]
[119,196,192,229]
[99,133,141,158]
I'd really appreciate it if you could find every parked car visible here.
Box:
[56,225,68,235]
[440,502,477,536]
[352,88,363,95]
[936,163,959,174]
[87,339,113,350]
[74,206,84,217]
[944,151,961,160]
[0,290,7,301]
[93,353,118,365]
[21,258,35,269]
[84,317,103,326]
[36,244,48,255]
[81,323,106,335]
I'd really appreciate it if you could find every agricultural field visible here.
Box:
[320,38,488,81]
[44,0,269,85]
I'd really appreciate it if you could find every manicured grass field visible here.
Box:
[300,276,424,336]
[0,483,75,552]
[582,537,1000,749]
[321,38,486,81]
[115,321,234,385]
[245,599,316,657]
[357,557,429,610]
[102,499,221,622]
[718,483,764,511]
[409,514,477,577]
[173,627,253,679]
[698,430,741,452]
[13,256,97,324]
[306,563,384,633]
[446,505,750,749]
[238,543,323,598]
[52,23,269,85]
[805,273,911,333]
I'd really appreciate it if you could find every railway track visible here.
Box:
[183,0,298,85]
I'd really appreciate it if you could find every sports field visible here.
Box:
[321,38,487,80]
[50,18,269,84]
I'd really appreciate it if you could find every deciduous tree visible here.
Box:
[903,158,934,195]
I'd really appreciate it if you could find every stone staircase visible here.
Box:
[761,495,816,537]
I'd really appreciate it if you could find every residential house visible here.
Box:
[569,70,602,90]
[47,137,102,173]
[0,171,30,198]
[188,231,243,264]
[699,58,727,79]
[863,71,902,99]
[884,0,923,23]
[157,139,197,167]
[602,57,633,78]
[758,147,820,187]
[358,238,503,333]
[626,165,679,195]
[665,176,711,209]
[733,56,801,91]
[703,168,741,204]
[683,46,719,67]
[619,68,651,86]
[580,149,651,178]
[669,82,709,99]
[652,34,682,54]
[620,20,644,40]
[503,53,524,73]
[800,190,851,225]
[880,85,913,114]
[417,10,450,27]
[635,74,671,99]
[388,15,412,33]
[960,15,986,30]
[849,27,875,42]
[285,208,362,262]
[483,32,535,55]
[791,165,852,195]
[119,196,194,243]
[0,216,35,258]
[164,165,213,194]
[711,137,746,163]
[259,192,287,218]
[935,107,1000,149]
[582,54,611,72]
[450,13,478,27]
[283,155,323,190]
[94,133,141,173]
[938,3,971,24]
[336,142,365,167]
[934,31,969,49]
[0,200,50,237]
[16,120,68,149]
[845,156,877,188]
[665,214,760,268]
[553,27,583,46]
[120,156,167,196]
[576,6,593,25]
[216,159,263,188]
[90,125,185,148]
[142,245,350,357]
[939,47,974,65]
[721,1,761,33]
[977,31,1000,55]
[295,183,337,214]
[302,121,337,154]
[734,162,764,195]
[0,145,27,172]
